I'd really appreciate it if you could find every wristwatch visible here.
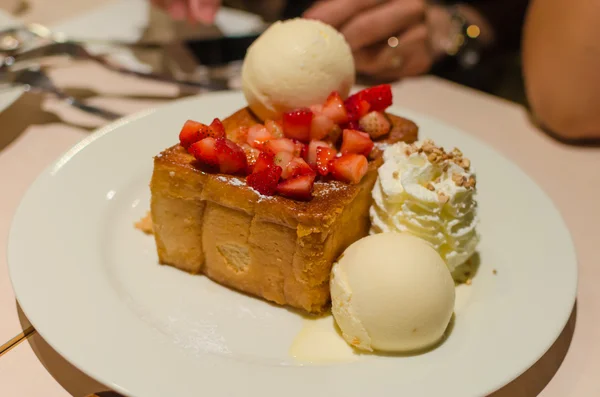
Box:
[444,6,484,69]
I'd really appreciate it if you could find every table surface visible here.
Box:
[1,1,599,397]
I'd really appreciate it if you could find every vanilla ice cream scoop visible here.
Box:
[242,18,355,121]
[331,233,455,353]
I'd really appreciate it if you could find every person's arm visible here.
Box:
[523,0,600,140]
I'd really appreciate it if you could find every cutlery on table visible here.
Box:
[0,67,123,120]
[1,40,230,91]
[0,23,173,52]
[1,22,264,52]
[0,23,250,91]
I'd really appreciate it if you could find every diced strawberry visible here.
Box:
[209,118,226,137]
[241,144,260,170]
[329,154,369,184]
[292,140,306,158]
[342,120,362,131]
[355,84,392,111]
[253,151,275,174]
[283,108,313,141]
[179,120,212,149]
[310,112,335,140]
[263,138,297,155]
[327,125,343,145]
[247,124,274,149]
[306,140,332,165]
[189,137,247,174]
[340,129,374,156]
[322,91,348,124]
[310,104,324,114]
[265,119,284,138]
[274,151,294,171]
[189,137,219,166]
[316,146,337,176]
[246,152,282,196]
[247,164,282,196]
[300,142,308,160]
[344,95,371,121]
[358,111,391,139]
[214,138,247,174]
[230,126,249,144]
[284,157,315,179]
[276,174,316,201]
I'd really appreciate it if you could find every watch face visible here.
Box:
[459,48,481,69]
[447,9,483,69]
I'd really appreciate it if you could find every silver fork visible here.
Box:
[2,41,230,91]
[1,67,123,120]
[0,24,167,52]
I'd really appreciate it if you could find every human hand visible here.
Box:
[150,0,222,24]
[304,0,448,79]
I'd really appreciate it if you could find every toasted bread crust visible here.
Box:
[150,107,418,313]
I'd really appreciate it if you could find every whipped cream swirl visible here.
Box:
[370,140,479,272]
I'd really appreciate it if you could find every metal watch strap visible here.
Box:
[446,6,484,69]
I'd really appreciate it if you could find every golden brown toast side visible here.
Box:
[150,107,417,313]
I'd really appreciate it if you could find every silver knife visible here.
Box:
[0,67,123,120]
[1,41,231,91]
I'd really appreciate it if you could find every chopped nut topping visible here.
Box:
[452,173,466,186]
[400,141,476,190]
[438,192,449,203]
[393,171,400,179]
[421,140,435,152]
[407,141,473,169]
[465,176,477,188]
[427,152,440,163]
[452,148,463,157]
[404,142,418,156]
[465,278,472,285]
[426,183,435,191]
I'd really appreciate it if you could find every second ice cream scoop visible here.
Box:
[331,233,455,353]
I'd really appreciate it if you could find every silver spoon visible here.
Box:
[0,27,32,52]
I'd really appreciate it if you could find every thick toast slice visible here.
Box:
[150,107,417,313]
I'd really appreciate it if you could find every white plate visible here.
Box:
[9,91,577,397]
